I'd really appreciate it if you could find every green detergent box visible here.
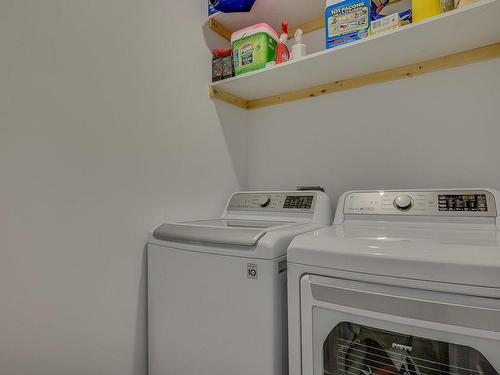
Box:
[325,0,371,49]
[231,23,279,76]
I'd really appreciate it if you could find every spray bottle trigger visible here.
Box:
[294,29,303,44]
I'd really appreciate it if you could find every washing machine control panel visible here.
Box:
[228,192,316,213]
[344,190,497,217]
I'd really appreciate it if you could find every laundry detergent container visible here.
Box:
[232,23,279,76]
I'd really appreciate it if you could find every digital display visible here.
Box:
[284,195,314,209]
[438,194,487,212]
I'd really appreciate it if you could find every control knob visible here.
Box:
[258,195,271,207]
[394,195,413,210]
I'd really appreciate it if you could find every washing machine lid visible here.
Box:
[153,219,296,246]
[288,224,500,289]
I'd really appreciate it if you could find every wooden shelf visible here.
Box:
[209,0,500,110]
[208,0,325,40]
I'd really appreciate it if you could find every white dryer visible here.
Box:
[288,189,500,375]
[148,191,332,375]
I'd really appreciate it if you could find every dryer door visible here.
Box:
[300,275,500,375]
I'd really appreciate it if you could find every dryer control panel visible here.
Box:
[343,190,497,217]
[228,192,317,213]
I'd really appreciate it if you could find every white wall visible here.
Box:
[0,1,246,374]
[2,0,500,373]
[248,58,500,209]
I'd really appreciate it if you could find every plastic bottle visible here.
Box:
[291,29,306,60]
[275,20,290,64]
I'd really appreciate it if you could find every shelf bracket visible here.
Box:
[208,18,232,41]
[210,87,249,109]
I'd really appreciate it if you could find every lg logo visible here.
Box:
[247,264,258,279]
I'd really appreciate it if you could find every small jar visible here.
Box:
[440,0,455,12]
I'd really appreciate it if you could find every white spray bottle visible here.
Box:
[291,29,306,60]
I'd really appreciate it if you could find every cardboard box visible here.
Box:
[209,2,218,16]
[325,0,371,49]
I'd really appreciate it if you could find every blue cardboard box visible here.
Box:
[325,0,370,49]
[209,2,218,16]
[371,0,412,24]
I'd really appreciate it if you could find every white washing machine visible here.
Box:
[148,191,332,375]
[288,189,500,375]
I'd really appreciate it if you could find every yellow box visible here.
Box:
[413,0,442,22]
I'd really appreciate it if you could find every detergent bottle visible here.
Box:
[275,20,290,64]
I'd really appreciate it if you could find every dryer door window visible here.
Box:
[299,275,500,375]
[324,322,497,375]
